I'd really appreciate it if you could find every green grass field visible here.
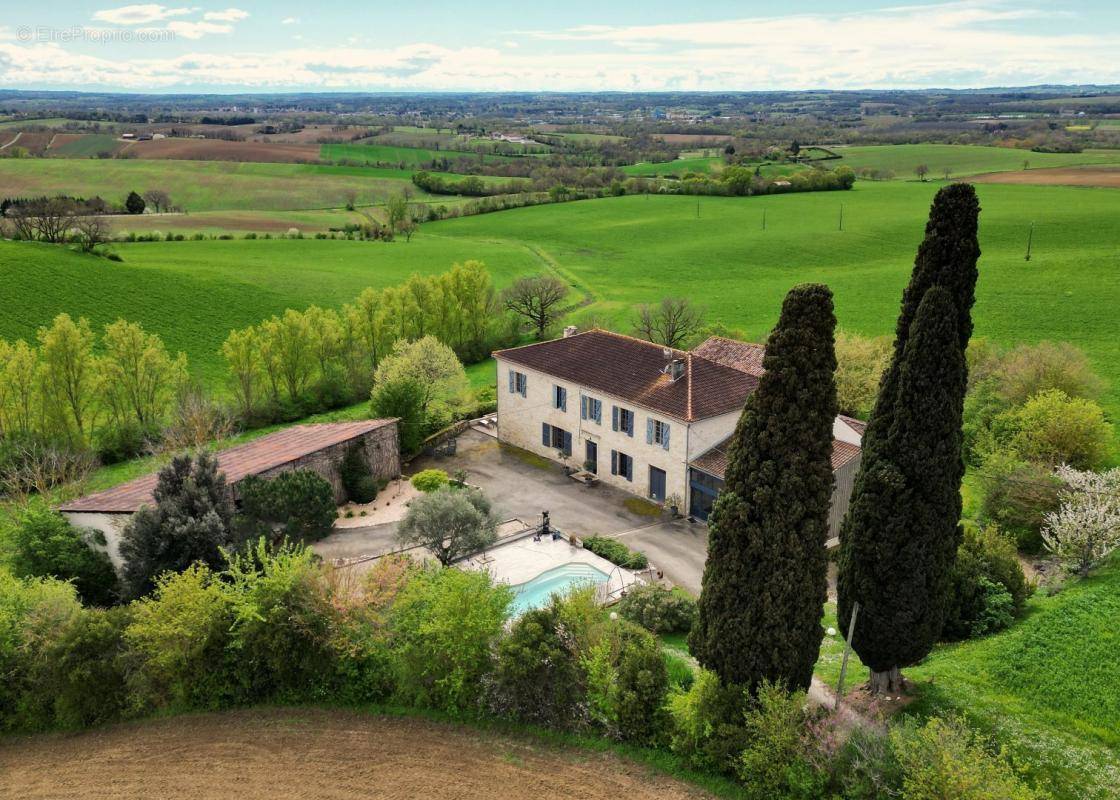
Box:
[4,179,1120,425]
[832,144,1120,178]
[49,134,121,157]
[816,556,1120,800]
[321,142,518,166]
[0,117,72,130]
[0,238,538,386]
[621,156,724,176]
[0,158,432,212]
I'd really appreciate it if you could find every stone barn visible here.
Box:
[59,419,400,568]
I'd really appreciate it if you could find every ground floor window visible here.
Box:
[542,423,572,456]
[689,468,724,521]
[611,450,633,481]
[649,466,667,501]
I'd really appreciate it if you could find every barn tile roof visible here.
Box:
[494,329,759,421]
[838,415,867,436]
[689,435,862,480]
[58,419,396,514]
[691,336,767,376]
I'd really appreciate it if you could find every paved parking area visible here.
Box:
[408,429,711,593]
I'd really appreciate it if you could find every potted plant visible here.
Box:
[557,449,573,474]
[663,493,683,517]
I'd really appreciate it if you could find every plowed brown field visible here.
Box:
[0,708,716,800]
[971,165,1120,188]
[124,138,322,163]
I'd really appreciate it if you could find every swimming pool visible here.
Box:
[510,562,611,615]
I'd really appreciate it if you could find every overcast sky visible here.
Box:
[1,1,1118,93]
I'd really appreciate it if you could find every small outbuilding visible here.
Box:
[59,419,400,568]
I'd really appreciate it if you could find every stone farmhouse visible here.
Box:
[59,419,400,568]
[493,329,863,534]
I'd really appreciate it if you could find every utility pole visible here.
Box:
[762,208,766,231]
[839,204,844,231]
[696,196,700,219]
[835,601,860,709]
[1025,221,1034,261]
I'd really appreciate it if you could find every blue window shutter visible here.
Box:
[610,450,618,475]
[520,375,527,398]
[646,418,654,445]
[508,369,515,394]
[663,423,671,450]
[594,400,601,423]
[627,411,634,437]
[580,395,587,420]
[542,423,550,446]
[612,406,619,432]
[563,431,572,456]
[560,387,567,412]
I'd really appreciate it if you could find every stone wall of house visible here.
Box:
[254,422,401,503]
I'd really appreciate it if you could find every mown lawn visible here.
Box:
[621,156,724,176]
[831,144,1120,179]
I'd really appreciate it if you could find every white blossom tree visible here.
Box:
[1042,465,1120,576]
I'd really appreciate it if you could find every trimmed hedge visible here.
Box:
[583,536,649,570]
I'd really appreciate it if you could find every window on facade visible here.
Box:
[613,406,634,437]
[648,418,670,449]
[581,395,602,424]
[509,370,527,397]
[611,450,633,481]
[543,423,572,456]
[553,384,567,411]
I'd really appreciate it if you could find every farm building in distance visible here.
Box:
[59,420,400,568]
[493,329,862,534]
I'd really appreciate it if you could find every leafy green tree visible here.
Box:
[837,288,969,693]
[997,388,1112,469]
[395,486,498,566]
[838,183,980,694]
[389,566,512,712]
[118,452,239,600]
[614,622,670,744]
[370,374,427,454]
[10,503,119,607]
[691,283,838,694]
[488,605,585,728]
[36,313,97,443]
[99,319,187,432]
[373,336,468,417]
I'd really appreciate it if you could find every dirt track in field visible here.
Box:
[0,708,715,800]
[970,165,1120,188]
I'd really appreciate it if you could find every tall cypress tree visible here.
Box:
[837,183,980,694]
[837,287,969,693]
[690,283,838,693]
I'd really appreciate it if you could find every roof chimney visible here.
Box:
[563,325,578,338]
[668,358,685,382]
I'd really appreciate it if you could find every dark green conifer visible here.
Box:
[837,287,968,693]
[690,283,838,693]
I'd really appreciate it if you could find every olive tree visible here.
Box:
[395,486,498,566]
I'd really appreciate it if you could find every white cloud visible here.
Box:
[203,8,248,22]
[92,4,194,25]
[4,2,1119,91]
[166,19,234,38]
[281,17,299,25]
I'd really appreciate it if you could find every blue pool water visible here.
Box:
[510,563,610,615]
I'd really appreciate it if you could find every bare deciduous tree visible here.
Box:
[0,440,95,503]
[142,189,172,213]
[74,215,112,253]
[500,274,568,339]
[915,164,929,181]
[633,297,706,348]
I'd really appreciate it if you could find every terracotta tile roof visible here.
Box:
[692,337,767,376]
[838,415,867,436]
[689,434,861,480]
[58,420,396,514]
[494,329,758,421]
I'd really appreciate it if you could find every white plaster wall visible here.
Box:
[496,357,694,506]
[62,511,130,570]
